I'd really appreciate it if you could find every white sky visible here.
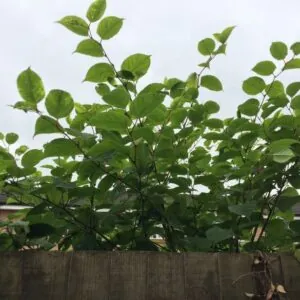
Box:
[0,0,300,149]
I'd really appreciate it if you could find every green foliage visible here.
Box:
[45,90,74,119]
[270,41,288,60]
[74,39,104,57]
[121,54,151,80]
[97,16,123,40]
[86,0,106,23]
[1,1,300,253]
[17,68,45,104]
[58,16,89,36]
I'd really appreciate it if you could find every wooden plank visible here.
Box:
[147,252,185,300]
[0,252,22,300]
[280,253,300,300]
[22,251,70,300]
[218,253,254,300]
[184,252,219,300]
[66,252,110,300]
[109,252,148,300]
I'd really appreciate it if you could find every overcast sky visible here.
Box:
[0,0,300,149]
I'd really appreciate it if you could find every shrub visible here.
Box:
[1,0,300,252]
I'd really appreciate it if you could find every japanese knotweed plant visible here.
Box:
[1,0,300,252]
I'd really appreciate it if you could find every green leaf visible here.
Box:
[265,80,285,97]
[242,76,265,95]
[198,38,215,56]
[204,101,220,114]
[86,0,106,22]
[35,116,62,136]
[44,139,81,157]
[57,16,89,36]
[206,226,233,243]
[95,83,110,96]
[89,110,131,132]
[290,42,300,55]
[229,202,256,218]
[17,68,45,103]
[269,139,299,152]
[272,148,294,163]
[238,98,260,116]
[21,149,44,168]
[102,88,130,109]
[15,145,29,156]
[200,75,223,91]
[45,89,74,119]
[270,41,288,60]
[74,39,104,57]
[290,220,300,234]
[97,16,123,40]
[5,133,18,145]
[286,82,300,97]
[291,95,300,110]
[284,58,300,70]
[214,26,235,44]
[132,127,155,144]
[84,63,114,82]
[203,118,223,129]
[121,53,151,79]
[130,93,165,118]
[27,223,56,238]
[252,61,276,76]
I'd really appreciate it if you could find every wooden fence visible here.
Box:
[0,252,299,299]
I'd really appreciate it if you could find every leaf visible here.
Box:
[44,139,81,157]
[265,80,285,97]
[84,63,114,82]
[132,127,155,144]
[228,202,256,218]
[97,16,123,40]
[102,88,130,109]
[74,39,104,57]
[238,98,260,116]
[89,110,131,132]
[214,26,235,44]
[5,133,18,145]
[242,76,265,95]
[269,139,299,152]
[291,95,300,110]
[86,0,106,22]
[203,118,223,129]
[121,53,151,79]
[284,58,300,70]
[17,68,45,103]
[252,60,276,76]
[35,116,62,136]
[286,82,300,97]
[130,93,165,118]
[15,145,29,156]
[27,223,56,238]
[95,83,110,96]
[270,41,288,60]
[206,226,233,243]
[200,75,223,91]
[57,16,89,36]
[272,148,294,163]
[45,89,74,119]
[21,149,44,168]
[290,220,300,234]
[198,38,215,55]
[291,42,300,55]
[204,101,220,114]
